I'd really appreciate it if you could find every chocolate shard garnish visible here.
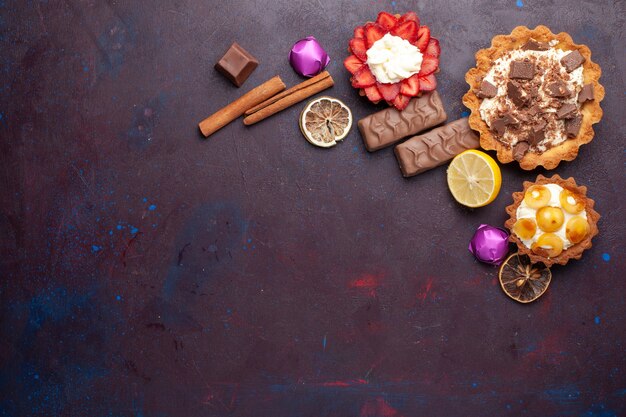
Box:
[578,83,594,103]
[560,50,585,72]
[491,118,507,136]
[529,85,539,100]
[502,112,517,125]
[509,59,535,80]
[565,116,582,138]
[527,119,546,146]
[513,141,530,161]
[556,103,578,119]
[507,80,528,107]
[476,80,498,99]
[522,39,550,51]
[546,80,572,98]
[491,112,517,136]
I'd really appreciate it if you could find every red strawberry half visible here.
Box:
[344,55,364,74]
[377,82,401,102]
[416,26,430,52]
[400,74,420,96]
[419,73,437,91]
[351,66,376,88]
[349,37,368,61]
[393,94,410,110]
[376,12,398,31]
[364,85,383,102]
[354,26,365,39]
[364,23,386,48]
[391,20,419,43]
[418,55,439,76]
[424,38,440,58]
[398,11,419,26]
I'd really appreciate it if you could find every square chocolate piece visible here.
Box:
[556,103,578,120]
[522,39,549,51]
[215,42,259,87]
[476,80,497,99]
[578,83,594,103]
[560,50,585,72]
[509,59,535,80]
[546,80,571,98]
[565,116,582,138]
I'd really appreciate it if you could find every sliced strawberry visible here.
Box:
[351,66,377,88]
[349,37,368,61]
[393,94,410,110]
[423,38,440,58]
[419,55,439,76]
[364,85,383,102]
[344,54,364,74]
[376,11,397,31]
[419,73,437,91]
[416,26,430,52]
[400,74,420,96]
[397,11,419,26]
[391,21,418,43]
[364,23,386,48]
[376,82,401,102]
[353,26,365,39]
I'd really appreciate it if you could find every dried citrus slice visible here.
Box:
[299,96,352,148]
[499,252,552,303]
[447,149,502,208]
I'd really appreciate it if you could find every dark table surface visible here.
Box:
[1,0,625,416]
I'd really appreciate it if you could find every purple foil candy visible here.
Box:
[468,224,510,265]
[289,36,330,77]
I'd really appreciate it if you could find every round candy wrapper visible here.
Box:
[289,36,330,77]
[469,224,510,265]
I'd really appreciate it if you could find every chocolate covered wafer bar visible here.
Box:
[394,118,479,177]
[357,91,447,152]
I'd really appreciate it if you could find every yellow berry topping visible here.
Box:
[559,189,585,214]
[532,233,564,258]
[536,206,565,232]
[524,185,551,209]
[566,216,590,244]
[513,218,537,240]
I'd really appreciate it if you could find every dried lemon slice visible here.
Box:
[499,252,552,303]
[299,96,352,148]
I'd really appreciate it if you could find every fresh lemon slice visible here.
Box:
[299,97,352,148]
[447,149,502,208]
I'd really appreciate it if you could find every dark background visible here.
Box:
[1,0,625,416]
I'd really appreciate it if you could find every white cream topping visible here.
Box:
[516,183,588,250]
[479,46,584,151]
[366,33,423,84]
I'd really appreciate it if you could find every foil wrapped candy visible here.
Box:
[469,224,510,265]
[289,36,330,77]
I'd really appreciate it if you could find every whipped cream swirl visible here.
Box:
[366,33,423,84]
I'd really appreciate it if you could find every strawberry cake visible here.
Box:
[344,12,441,111]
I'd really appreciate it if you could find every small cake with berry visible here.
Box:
[344,11,440,111]
[463,26,604,170]
[505,175,600,266]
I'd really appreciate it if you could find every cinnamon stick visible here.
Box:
[198,75,286,137]
[243,75,334,126]
[244,71,331,116]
